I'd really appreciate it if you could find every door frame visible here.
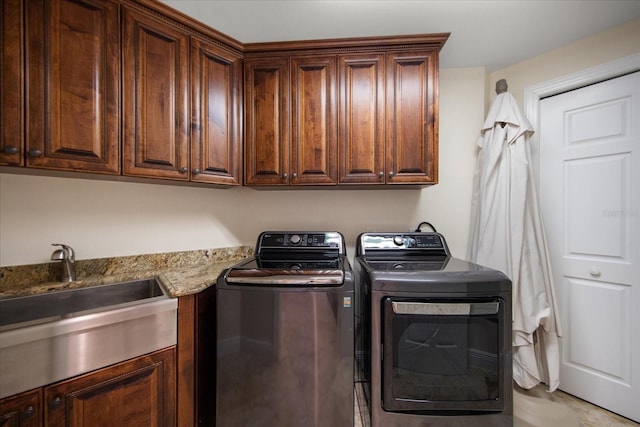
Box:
[524,52,640,183]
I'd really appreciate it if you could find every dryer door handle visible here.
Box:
[392,301,500,316]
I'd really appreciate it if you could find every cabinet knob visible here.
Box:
[292,173,297,179]
[282,173,288,179]
[378,171,384,178]
[49,396,62,410]
[28,149,43,157]
[193,168,201,175]
[589,269,601,277]
[2,145,19,154]
[388,171,395,178]
[180,167,188,174]
[21,405,35,419]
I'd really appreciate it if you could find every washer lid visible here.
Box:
[224,257,346,286]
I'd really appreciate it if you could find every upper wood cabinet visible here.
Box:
[244,57,290,186]
[338,53,385,184]
[0,0,25,167]
[385,50,439,184]
[24,0,120,174]
[122,6,190,181]
[2,0,242,185]
[122,4,243,185]
[291,56,338,185]
[244,54,339,186]
[190,37,242,185]
[244,34,448,187]
[338,50,439,185]
[3,0,446,189]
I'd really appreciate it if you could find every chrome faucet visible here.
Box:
[51,243,76,282]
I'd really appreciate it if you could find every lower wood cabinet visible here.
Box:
[175,287,216,427]
[0,388,42,427]
[0,348,176,427]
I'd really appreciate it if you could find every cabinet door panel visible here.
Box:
[244,58,290,185]
[386,51,438,184]
[122,7,189,180]
[191,38,241,185]
[26,0,119,173]
[338,54,385,184]
[1,0,24,166]
[291,56,337,185]
[0,388,42,427]
[44,348,176,427]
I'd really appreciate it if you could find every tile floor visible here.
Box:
[354,384,640,427]
[520,385,639,427]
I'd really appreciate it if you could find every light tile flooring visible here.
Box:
[518,385,639,427]
[354,384,640,427]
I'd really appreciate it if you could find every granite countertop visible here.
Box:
[0,246,254,299]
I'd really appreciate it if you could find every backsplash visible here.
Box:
[0,246,253,294]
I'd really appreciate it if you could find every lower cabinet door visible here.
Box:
[0,388,42,427]
[44,348,176,427]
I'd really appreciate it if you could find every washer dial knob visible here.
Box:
[289,234,302,245]
[393,236,404,246]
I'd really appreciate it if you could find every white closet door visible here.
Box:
[539,71,639,422]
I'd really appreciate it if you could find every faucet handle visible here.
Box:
[51,243,75,262]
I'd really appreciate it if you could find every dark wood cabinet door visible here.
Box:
[122,7,189,180]
[190,37,242,185]
[1,0,25,166]
[244,57,290,186]
[25,0,120,174]
[0,388,42,427]
[386,50,438,184]
[290,56,337,185]
[44,348,176,427]
[338,54,385,184]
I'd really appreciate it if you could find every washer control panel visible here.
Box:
[257,231,344,254]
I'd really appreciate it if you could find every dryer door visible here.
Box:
[381,296,507,413]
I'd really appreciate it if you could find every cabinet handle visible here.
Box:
[388,171,395,177]
[282,173,288,179]
[21,405,35,419]
[28,149,43,157]
[292,173,297,179]
[180,167,188,174]
[589,269,601,277]
[49,396,62,411]
[193,168,201,175]
[378,171,384,178]
[2,145,18,154]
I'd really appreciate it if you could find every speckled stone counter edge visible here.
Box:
[0,246,254,299]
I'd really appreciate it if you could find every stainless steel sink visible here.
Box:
[0,278,177,399]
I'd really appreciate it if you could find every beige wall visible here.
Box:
[2,18,637,267]
[0,66,486,266]
[490,18,640,106]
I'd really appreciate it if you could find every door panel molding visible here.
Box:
[524,52,640,185]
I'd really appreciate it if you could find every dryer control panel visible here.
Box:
[356,232,450,256]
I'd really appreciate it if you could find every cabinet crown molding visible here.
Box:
[244,33,450,55]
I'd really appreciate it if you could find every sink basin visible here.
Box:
[0,278,166,330]
[0,278,177,399]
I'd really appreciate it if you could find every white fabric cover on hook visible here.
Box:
[467,92,562,391]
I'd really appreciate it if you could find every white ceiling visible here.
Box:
[161,0,640,71]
